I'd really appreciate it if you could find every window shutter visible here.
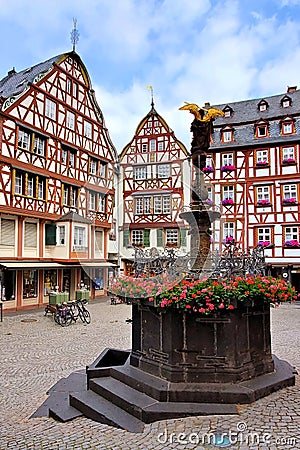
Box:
[24,223,37,247]
[45,224,56,245]
[95,230,103,252]
[1,219,15,246]
[180,229,186,246]
[157,229,163,247]
[144,229,150,247]
[123,229,130,247]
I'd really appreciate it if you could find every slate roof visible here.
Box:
[0,53,69,100]
[210,89,300,149]
[56,211,91,224]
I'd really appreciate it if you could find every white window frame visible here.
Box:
[282,146,295,160]
[166,229,179,245]
[15,173,23,195]
[257,186,270,201]
[57,225,66,246]
[33,135,45,156]
[258,227,271,242]
[150,139,156,152]
[222,130,233,142]
[66,111,75,130]
[132,230,144,246]
[144,197,151,214]
[256,150,268,163]
[18,129,31,150]
[99,195,105,213]
[27,175,34,197]
[89,159,97,175]
[283,184,297,200]
[223,222,234,239]
[37,179,44,199]
[285,227,298,241]
[157,164,170,178]
[223,186,234,200]
[158,141,164,151]
[135,197,143,215]
[257,125,267,137]
[89,192,96,211]
[45,99,56,120]
[283,122,292,134]
[73,226,86,247]
[134,166,147,180]
[84,121,92,139]
[222,153,233,167]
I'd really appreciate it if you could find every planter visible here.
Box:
[49,292,69,305]
[75,290,90,301]
[130,300,274,383]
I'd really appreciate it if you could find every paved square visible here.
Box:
[1,300,299,449]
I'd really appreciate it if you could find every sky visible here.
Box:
[1,0,300,152]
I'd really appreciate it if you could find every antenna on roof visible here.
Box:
[146,85,154,109]
[70,18,79,52]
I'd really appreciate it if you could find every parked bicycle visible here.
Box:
[45,299,91,327]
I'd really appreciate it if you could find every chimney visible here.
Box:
[287,86,297,93]
[8,67,16,76]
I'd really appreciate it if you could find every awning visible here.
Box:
[0,261,117,270]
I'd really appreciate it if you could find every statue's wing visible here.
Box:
[179,102,201,120]
[204,107,225,121]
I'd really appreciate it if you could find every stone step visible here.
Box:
[70,390,145,433]
[89,377,158,420]
[89,376,238,423]
[110,363,169,401]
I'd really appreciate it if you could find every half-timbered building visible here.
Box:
[204,87,300,290]
[119,101,190,274]
[0,51,117,311]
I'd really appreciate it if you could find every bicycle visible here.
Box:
[67,299,91,325]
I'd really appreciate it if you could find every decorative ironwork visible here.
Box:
[130,240,266,281]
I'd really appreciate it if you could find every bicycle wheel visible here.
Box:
[56,311,72,327]
[79,308,91,324]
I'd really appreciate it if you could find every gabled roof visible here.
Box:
[120,101,188,159]
[0,53,68,100]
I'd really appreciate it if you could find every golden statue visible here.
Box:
[179,102,225,156]
[179,102,225,122]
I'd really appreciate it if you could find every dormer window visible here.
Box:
[223,105,233,118]
[258,100,268,112]
[255,120,269,138]
[281,116,295,135]
[281,95,292,108]
[221,126,234,143]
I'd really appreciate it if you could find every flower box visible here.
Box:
[257,241,274,248]
[222,198,234,205]
[284,240,300,248]
[257,199,271,206]
[282,197,297,205]
[223,236,235,244]
[203,166,214,173]
[282,158,296,165]
[256,161,268,166]
[221,165,236,172]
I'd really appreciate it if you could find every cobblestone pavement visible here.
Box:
[0,300,299,450]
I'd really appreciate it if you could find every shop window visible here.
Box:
[1,270,16,301]
[44,270,57,295]
[23,270,38,298]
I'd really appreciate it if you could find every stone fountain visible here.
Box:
[35,103,296,433]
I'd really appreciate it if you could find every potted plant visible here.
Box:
[282,197,297,205]
[282,158,296,165]
[256,160,269,166]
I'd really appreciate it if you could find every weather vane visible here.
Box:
[70,18,80,52]
[146,85,154,108]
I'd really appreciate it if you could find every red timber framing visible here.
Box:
[204,88,300,292]
[119,102,189,264]
[0,51,117,311]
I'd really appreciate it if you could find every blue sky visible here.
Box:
[1,0,300,151]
